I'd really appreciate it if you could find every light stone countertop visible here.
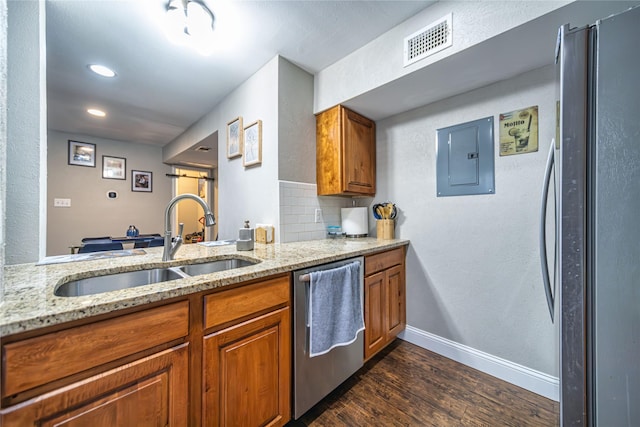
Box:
[0,238,409,337]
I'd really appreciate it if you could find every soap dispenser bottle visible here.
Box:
[236,220,254,251]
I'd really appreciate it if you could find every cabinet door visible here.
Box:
[316,105,342,195]
[364,270,386,360]
[203,307,290,427]
[342,107,376,195]
[385,264,406,339]
[0,344,189,427]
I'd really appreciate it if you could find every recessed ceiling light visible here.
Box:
[87,109,106,117]
[88,64,116,78]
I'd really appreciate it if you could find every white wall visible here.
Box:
[314,1,566,114]
[165,56,280,241]
[277,59,315,183]
[375,65,558,376]
[6,0,46,265]
[0,0,7,298]
[279,181,353,243]
[47,131,172,256]
[164,56,316,242]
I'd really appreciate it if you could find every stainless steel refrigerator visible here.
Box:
[540,5,640,426]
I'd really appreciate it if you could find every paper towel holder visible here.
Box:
[341,207,368,238]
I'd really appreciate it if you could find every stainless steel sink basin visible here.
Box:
[54,257,260,297]
[55,267,188,297]
[176,258,257,276]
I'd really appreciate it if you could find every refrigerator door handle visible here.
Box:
[539,139,556,322]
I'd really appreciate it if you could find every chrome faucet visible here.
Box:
[163,193,216,261]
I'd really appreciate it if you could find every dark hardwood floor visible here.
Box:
[289,340,559,426]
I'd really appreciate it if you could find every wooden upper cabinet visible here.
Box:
[316,105,376,196]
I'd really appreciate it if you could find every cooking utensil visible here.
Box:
[373,204,383,219]
[372,202,397,220]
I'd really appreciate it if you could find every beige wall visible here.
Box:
[47,130,172,255]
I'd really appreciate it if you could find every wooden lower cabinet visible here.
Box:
[0,343,189,427]
[2,301,189,398]
[203,307,291,427]
[364,248,406,361]
[364,270,386,358]
[1,275,292,426]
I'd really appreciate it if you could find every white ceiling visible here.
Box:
[46,0,435,165]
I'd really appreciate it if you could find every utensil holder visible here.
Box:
[376,219,394,240]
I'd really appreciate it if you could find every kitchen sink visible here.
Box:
[176,258,257,276]
[54,257,260,297]
[54,267,188,297]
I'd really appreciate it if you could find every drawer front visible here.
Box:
[1,344,189,427]
[365,247,404,276]
[204,275,290,330]
[364,248,404,276]
[3,301,189,398]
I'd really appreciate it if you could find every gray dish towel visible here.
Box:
[309,262,364,357]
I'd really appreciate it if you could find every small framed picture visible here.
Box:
[243,120,262,167]
[102,155,126,180]
[68,140,96,167]
[227,116,243,159]
[131,170,152,192]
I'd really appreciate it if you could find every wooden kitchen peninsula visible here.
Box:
[0,238,408,426]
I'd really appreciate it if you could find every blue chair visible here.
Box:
[133,241,148,248]
[148,237,165,247]
[78,242,123,253]
[81,236,112,244]
[134,237,164,248]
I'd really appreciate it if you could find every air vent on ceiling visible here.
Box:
[403,13,452,67]
[195,146,211,152]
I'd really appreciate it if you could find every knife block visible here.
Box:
[376,219,394,240]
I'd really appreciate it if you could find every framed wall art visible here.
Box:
[499,106,539,156]
[102,155,126,180]
[227,116,243,159]
[243,120,262,167]
[132,170,152,192]
[68,140,96,167]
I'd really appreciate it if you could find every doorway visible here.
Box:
[174,167,216,242]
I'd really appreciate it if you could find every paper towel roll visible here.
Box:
[341,207,368,237]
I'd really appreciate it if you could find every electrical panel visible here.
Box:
[436,116,494,197]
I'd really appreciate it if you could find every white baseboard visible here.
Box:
[399,325,559,401]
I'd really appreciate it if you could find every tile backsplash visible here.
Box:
[279,181,354,243]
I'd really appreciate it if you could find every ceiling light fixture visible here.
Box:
[87,109,106,118]
[88,64,116,78]
[165,0,215,56]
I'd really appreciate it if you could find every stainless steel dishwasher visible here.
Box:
[292,256,364,419]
